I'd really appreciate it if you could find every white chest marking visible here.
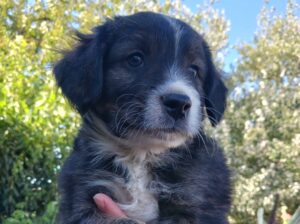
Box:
[117,162,159,222]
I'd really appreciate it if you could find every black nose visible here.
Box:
[161,93,192,120]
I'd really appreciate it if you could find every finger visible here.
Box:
[93,193,127,218]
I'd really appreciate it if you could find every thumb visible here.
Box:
[93,193,127,218]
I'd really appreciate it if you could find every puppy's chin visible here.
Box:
[123,129,189,153]
[83,111,189,155]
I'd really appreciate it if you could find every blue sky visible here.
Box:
[183,0,289,71]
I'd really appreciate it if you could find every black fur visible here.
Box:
[54,12,231,224]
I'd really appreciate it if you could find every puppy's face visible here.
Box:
[54,12,227,149]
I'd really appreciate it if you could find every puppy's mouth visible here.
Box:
[119,122,190,151]
[119,119,191,140]
[113,95,199,142]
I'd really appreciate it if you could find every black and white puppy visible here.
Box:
[54,12,231,224]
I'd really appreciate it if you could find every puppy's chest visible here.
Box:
[117,162,159,222]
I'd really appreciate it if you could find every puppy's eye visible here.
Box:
[188,65,199,77]
[127,52,144,67]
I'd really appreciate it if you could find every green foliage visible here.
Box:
[3,201,58,224]
[218,1,300,223]
[0,0,78,220]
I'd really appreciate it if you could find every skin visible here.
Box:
[93,193,127,218]
[94,194,147,224]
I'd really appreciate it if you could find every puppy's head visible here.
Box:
[54,12,227,150]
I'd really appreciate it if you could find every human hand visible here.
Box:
[93,193,146,224]
[93,193,127,218]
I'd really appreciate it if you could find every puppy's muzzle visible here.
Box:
[161,93,191,120]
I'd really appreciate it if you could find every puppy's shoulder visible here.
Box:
[153,134,229,182]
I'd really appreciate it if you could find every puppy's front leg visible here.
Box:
[59,170,144,224]
[146,201,228,224]
[147,212,229,224]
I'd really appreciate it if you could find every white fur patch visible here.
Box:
[164,15,183,59]
[117,162,158,223]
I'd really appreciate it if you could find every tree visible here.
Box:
[0,0,229,222]
[218,1,300,223]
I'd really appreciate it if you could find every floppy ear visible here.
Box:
[53,25,107,114]
[203,42,228,126]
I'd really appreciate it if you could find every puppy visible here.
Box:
[54,12,231,224]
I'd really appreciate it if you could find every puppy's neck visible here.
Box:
[80,111,187,163]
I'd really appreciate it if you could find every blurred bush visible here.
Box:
[0,0,299,223]
[3,201,57,224]
[217,1,300,223]
[0,0,79,220]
